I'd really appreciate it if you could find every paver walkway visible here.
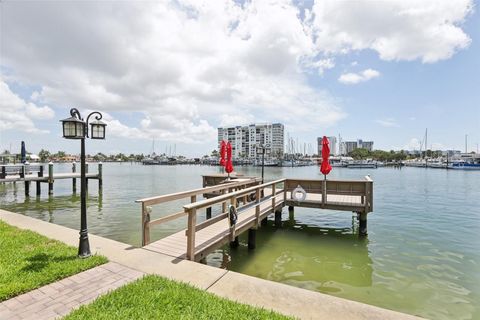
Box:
[0,262,144,320]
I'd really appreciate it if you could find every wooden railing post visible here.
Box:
[272,182,276,212]
[142,203,151,246]
[186,208,196,260]
[229,195,237,244]
[255,188,261,226]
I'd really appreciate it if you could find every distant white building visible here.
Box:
[340,139,374,155]
[218,123,284,159]
[317,136,337,155]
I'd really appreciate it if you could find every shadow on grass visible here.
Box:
[21,253,78,272]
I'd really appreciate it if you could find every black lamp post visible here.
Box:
[60,108,106,258]
[256,144,270,184]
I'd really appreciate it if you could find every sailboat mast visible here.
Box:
[465,134,468,153]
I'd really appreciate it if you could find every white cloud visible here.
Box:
[339,69,380,84]
[308,0,473,63]
[0,79,53,133]
[0,0,473,146]
[375,118,399,127]
[1,0,346,143]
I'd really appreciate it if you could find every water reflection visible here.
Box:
[208,219,373,291]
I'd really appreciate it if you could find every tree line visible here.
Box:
[347,148,443,161]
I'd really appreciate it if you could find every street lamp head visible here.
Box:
[90,119,107,140]
[60,116,85,139]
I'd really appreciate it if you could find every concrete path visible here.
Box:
[0,209,422,320]
[0,262,144,320]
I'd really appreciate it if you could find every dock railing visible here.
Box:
[181,178,286,260]
[284,176,373,212]
[137,176,373,261]
[135,177,261,246]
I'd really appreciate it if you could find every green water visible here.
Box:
[1,163,479,319]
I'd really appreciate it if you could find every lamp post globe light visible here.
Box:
[60,108,106,258]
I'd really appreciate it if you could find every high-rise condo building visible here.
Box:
[218,123,284,159]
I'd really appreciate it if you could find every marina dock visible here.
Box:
[137,175,373,262]
[0,162,103,196]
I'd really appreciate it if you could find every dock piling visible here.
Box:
[36,167,42,196]
[206,207,212,220]
[288,206,294,221]
[229,236,239,248]
[275,209,282,227]
[24,181,30,196]
[48,162,54,195]
[359,212,368,236]
[261,217,268,227]
[248,229,256,250]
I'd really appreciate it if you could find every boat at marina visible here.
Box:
[426,158,447,169]
[448,158,480,170]
[347,160,378,169]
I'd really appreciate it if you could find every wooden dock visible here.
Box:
[137,175,373,262]
[0,162,103,196]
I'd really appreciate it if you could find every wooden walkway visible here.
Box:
[137,176,373,262]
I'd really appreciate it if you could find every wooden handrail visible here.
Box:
[183,179,286,211]
[136,178,260,206]
[184,178,285,260]
[139,177,261,246]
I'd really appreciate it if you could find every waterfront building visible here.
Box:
[358,139,374,151]
[317,136,337,155]
[341,139,374,155]
[218,123,284,159]
[344,141,358,154]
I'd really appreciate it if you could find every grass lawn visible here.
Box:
[0,220,107,301]
[65,275,293,320]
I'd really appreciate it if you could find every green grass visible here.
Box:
[0,220,107,301]
[64,275,292,320]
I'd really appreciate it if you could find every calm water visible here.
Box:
[1,163,479,319]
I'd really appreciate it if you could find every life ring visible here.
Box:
[228,205,238,226]
[291,185,307,202]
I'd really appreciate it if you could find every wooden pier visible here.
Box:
[0,162,103,196]
[136,175,373,262]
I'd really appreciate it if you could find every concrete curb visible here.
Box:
[0,209,423,320]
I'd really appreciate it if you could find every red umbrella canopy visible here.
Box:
[320,136,332,175]
[219,140,226,167]
[225,142,234,174]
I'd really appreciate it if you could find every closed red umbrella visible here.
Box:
[225,141,234,177]
[219,140,226,167]
[320,136,332,176]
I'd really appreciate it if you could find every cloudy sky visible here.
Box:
[1,0,479,156]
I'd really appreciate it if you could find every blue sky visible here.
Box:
[1,0,479,157]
